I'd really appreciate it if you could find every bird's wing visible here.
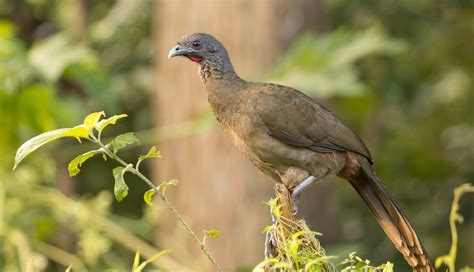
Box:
[253,83,372,162]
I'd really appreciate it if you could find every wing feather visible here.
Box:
[254,84,372,163]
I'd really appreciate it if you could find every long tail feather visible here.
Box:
[342,154,435,272]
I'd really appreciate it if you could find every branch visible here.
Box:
[260,183,334,271]
[92,138,222,271]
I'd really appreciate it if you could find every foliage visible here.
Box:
[254,198,392,272]
[132,249,171,272]
[255,183,473,272]
[13,111,222,271]
[271,27,406,97]
[1,0,472,270]
[0,1,157,270]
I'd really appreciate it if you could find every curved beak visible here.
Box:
[168,45,193,59]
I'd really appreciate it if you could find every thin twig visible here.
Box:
[92,138,222,271]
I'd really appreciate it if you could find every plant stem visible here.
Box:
[447,183,474,272]
[93,139,222,271]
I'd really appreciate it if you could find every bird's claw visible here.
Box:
[292,203,298,215]
[291,193,300,215]
[289,176,317,215]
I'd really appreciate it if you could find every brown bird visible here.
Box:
[168,33,435,272]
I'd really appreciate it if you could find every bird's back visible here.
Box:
[246,82,372,162]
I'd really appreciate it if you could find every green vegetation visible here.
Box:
[1,0,472,271]
[253,197,392,271]
[253,183,473,272]
[11,109,474,270]
[13,111,223,271]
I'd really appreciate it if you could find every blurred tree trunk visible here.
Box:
[153,0,327,269]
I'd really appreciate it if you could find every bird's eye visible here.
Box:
[192,41,201,48]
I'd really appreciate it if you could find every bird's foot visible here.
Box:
[290,176,318,215]
[291,194,301,215]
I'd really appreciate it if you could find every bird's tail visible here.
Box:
[341,153,435,272]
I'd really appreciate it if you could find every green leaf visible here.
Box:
[61,125,90,141]
[95,114,128,133]
[68,150,101,177]
[138,146,161,161]
[143,189,155,207]
[137,146,161,170]
[13,127,89,170]
[262,225,272,234]
[132,251,140,270]
[84,111,105,131]
[112,164,132,201]
[203,229,220,239]
[134,249,171,272]
[110,132,139,153]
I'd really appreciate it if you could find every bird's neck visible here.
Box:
[200,62,245,122]
[198,55,240,82]
[203,70,244,102]
[198,55,246,121]
[201,57,243,92]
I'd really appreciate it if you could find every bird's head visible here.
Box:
[168,33,236,80]
[168,33,227,63]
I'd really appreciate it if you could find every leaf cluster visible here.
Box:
[14,111,163,204]
[13,111,223,271]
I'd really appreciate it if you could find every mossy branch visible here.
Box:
[257,183,335,271]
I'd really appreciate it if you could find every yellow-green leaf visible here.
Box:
[143,189,155,207]
[138,146,161,161]
[134,249,171,272]
[13,126,89,170]
[112,165,132,201]
[137,146,161,170]
[68,150,101,177]
[83,111,105,131]
[262,225,272,234]
[96,114,128,133]
[203,229,220,239]
[132,251,140,270]
[61,125,90,141]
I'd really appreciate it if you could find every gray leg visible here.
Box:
[291,176,318,214]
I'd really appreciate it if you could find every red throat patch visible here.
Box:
[187,55,203,62]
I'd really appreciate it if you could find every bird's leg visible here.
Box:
[291,176,318,214]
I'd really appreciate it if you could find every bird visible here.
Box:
[168,33,435,272]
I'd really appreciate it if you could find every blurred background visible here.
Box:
[1,0,473,271]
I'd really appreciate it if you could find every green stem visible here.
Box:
[447,183,474,272]
[93,138,222,271]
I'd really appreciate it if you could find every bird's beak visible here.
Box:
[168,45,193,59]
